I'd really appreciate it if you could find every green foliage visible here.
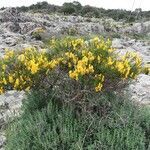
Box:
[17,1,60,13]
[81,5,100,18]
[31,27,45,40]
[16,1,150,22]
[5,90,150,150]
[61,1,82,15]
[62,3,76,15]
[67,27,78,36]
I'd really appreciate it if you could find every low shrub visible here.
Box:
[5,91,150,150]
[142,63,150,75]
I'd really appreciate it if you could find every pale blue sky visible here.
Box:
[0,0,149,11]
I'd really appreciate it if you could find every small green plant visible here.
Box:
[68,27,78,36]
[142,63,150,75]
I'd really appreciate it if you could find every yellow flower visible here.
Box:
[48,59,60,69]
[116,62,124,73]
[95,83,103,92]
[8,75,14,83]
[107,57,113,65]
[69,70,78,80]
[97,56,101,63]
[4,50,14,59]
[93,37,99,43]
[72,41,78,49]
[68,62,72,68]
[25,86,30,92]
[124,67,130,79]
[82,56,88,64]
[77,65,85,75]
[135,56,142,67]
[0,87,4,94]
[31,64,38,74]
[28,60,39,74]
[2,65,6,70]
[18,54,25,62]
[87,52,95,61]
[82,50,87,56]
[88,64,94,73]
[3,78,7,85]
[14,78,19,89]
[95,74,105,82]
[108,48,115,52]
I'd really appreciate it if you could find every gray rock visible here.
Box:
[112,38,124,49]
[0,22,20,33]
[0,90,25,149]
[0,91,25,126]
[128,74,150,105]
[0,8,20,22]
[121,21,150,34]
[19,22,42,34]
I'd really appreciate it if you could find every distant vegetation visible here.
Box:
[14,1,150,22]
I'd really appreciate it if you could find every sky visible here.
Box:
[0,0,149,11]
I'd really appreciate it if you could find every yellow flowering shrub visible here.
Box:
[0,37,142,95]
[31,27,45,40]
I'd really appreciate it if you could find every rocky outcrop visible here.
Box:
[121,21,150,35]
[0,8,20,22]
[112,38,150,105]
[128,74,150,105]
[112,38,150,64]
[0,8,105,36]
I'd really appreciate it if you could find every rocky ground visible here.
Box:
[0,8,150,149]
[112,38,150,105]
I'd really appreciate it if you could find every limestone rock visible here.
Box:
[0,8,20,23]
[121,21,150,35]
[128,74,150,105]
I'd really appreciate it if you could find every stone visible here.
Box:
[112,38,124,49]
[121,21,150,34]
[128,74,150,105]
[0,8,20,22]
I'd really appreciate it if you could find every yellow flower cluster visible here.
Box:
[0,47,58,93]
[65,51,95,80]
[3,49,14,59]
[95,74,105,92]
[115,52,142,79]
[71,38,84,49]
[0,37,142,94]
